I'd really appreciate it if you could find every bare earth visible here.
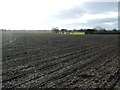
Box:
[2,31,120,89]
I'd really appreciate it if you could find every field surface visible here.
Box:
[2,31,120,89]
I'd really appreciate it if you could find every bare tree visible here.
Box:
[52,27,59,33]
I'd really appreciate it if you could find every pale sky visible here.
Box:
[0,0,118,30]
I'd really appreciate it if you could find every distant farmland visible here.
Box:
[2,31,120,89]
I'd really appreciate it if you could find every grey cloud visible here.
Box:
[54,6,86,19]
[88,18,117,23]
[63,18,117,30]
[54,2,118,29]
[83,2,118,14]
[55,2,117,20]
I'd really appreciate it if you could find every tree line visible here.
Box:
[52,27,119,34]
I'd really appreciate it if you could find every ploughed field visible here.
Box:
[2,31,120,89]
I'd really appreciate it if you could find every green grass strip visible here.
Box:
[63,32,85,35]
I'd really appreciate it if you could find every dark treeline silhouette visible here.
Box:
[1,28,120,34]
[0,29,7,31]
[52,27,120,34]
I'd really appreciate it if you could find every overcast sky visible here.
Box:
[0,0,118,30]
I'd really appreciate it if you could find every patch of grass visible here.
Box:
[63,32,85,35]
